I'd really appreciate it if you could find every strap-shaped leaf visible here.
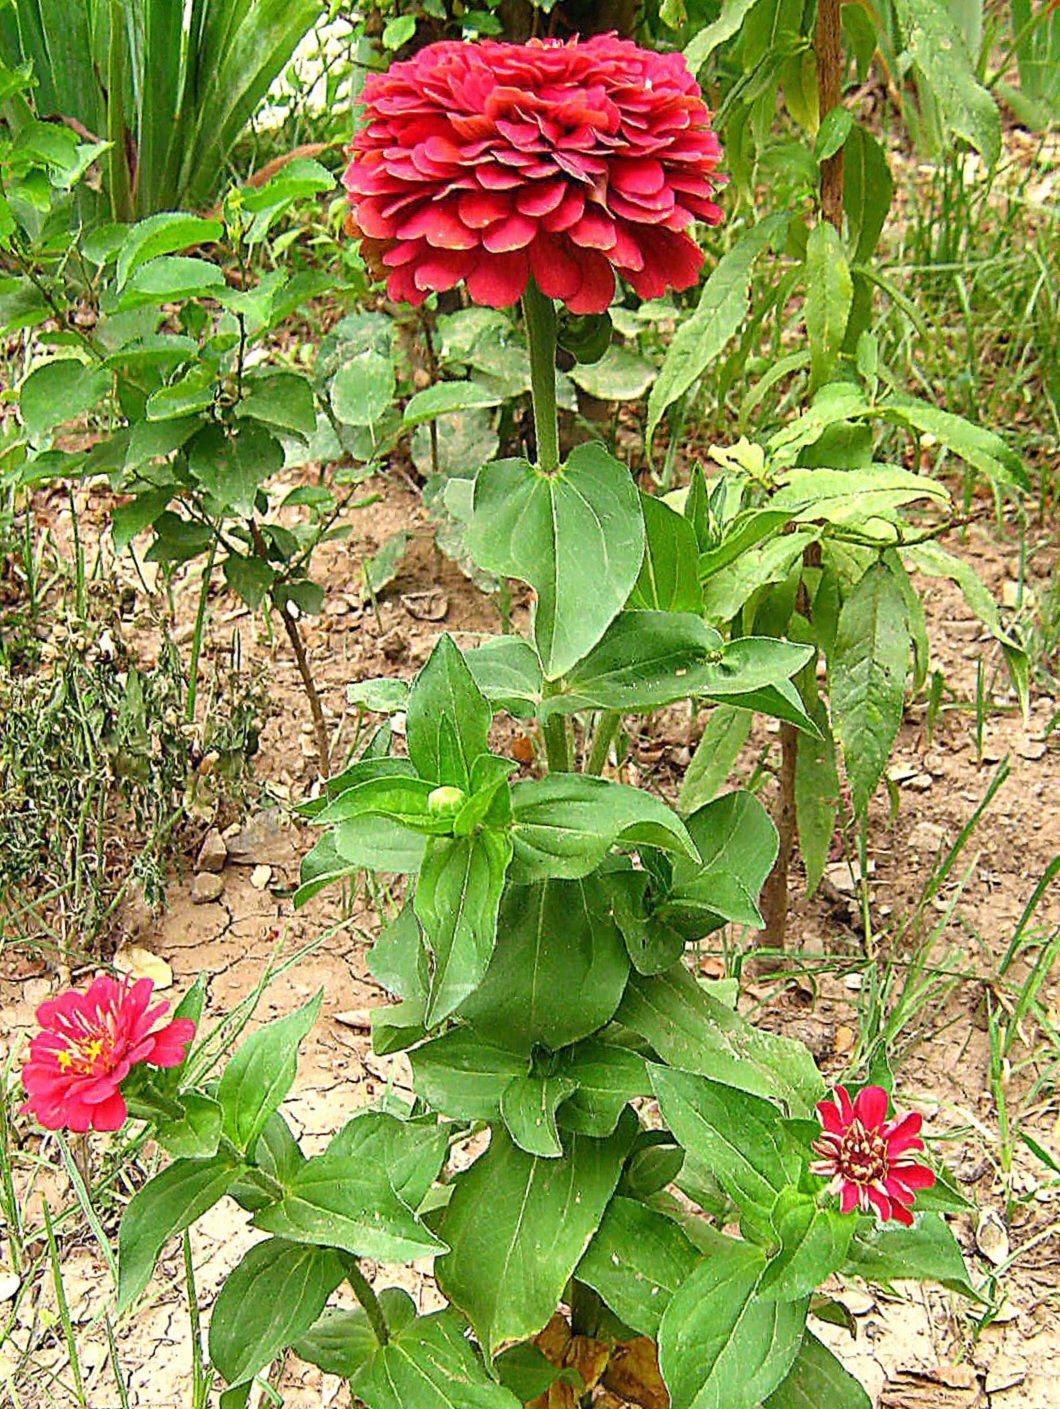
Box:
[465,444,645,679]
[216,992,321,1154]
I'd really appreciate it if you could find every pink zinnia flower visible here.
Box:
[811,1085,936,1227]
[20,976,195,1133]
[343,33,723,312]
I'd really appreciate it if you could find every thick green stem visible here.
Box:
[586,711,620,776]
[522,278,561,474]
[347,1260,389,1344]
[542,712,572,774]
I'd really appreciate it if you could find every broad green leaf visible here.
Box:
[760,1189,854,1301]
[578,1197,699,1336]
[500,1073,578,1158]
[893,0,1001,166]
[684,0,760,69]
[830,561,910,817]
[770,465,949,526]
[230,1113,305,1212]
[118,255,225,309]
[846,1213,977,1296]
[794,694,838,896]
[629,493,704,613]
[407,635,493,790]
[216,992,322,1154]
[353,1309,523,1409]
[333,815,427,873]
[208,1238,346,1388]
[556,1040,652,1137]
[410,1030,527,1122]
[252,1141,445,1261]
[188,423,283,518]
[608,868,686,976]
[368,903,427,1001]
[678,706,752,815]
[145,363,217,421]
[331,349,396,426]
[436,1116,635,1357]
[568,345,656,401]
[224,553,275,611]
[124,413,202,469]
[403,380,503,426]
[459,876,631,1054]
[844,125,893,264]
[495,1343,579,1402]
[696,639,816,711]
[292,1289,415,1378]
[509,774,697,883]
[465,443,645,679]
[416,830,513,1023]
[538,612,724,717]
[662,791,779,936]
[117,1148,244,1313]
[700,531,816,624]
[236,372,317,436]
[314,773,447,834]
[116,213,223,289]
[328,1111,448,1210]
[647,214,788,445]
[763,1330,871,1409]
[347,677,410,714]
[649,1066,797,1223]
[658,1237,806,1409]
[464,636,544,716]
[154,1092,222,1160]
[20,359,110,439]
[618,967,823,1112]
[804,221,853,391]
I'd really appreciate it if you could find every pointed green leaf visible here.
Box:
[805,221,853,391]
[407,635,493,790]
[629,493,703,613]
[410,1030,528,1122]
[578,1197,699,1336]
[763,1330,871,1409]
[760,1189,854,1301]
[216,992,321,1153]
[353,1309,522,1409]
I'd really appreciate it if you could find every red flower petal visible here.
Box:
[466,250,530,307]
[853,1085,889,1130]
[483,212,537,253]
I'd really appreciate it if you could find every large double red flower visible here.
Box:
[811,1085,936,1226]
[343,34,723,313]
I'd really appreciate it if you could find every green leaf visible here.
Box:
[539,612,725,717]
[208,1238,347,1388]
[118,255,225,310]
[117,1148,244,1313]
[331,349,395,426]
[500,1073,578,1158]
[678,706,752,815]
[647,214,789,445]
[763,1330,871,1409]
[407,635,493,790]
[608,869,686,976]
[224,553,275,611]
[700,532,817,624]
[495,1343,579,1402]
[216,992,322,1154]
[125,413,203,469]
[436,1116,635,1358]
[368,903,427,1001]
[844,125,893,264]
[509,774,697,883]
[805,221,853,391]
[403,380,503,426]
[658,1237,807,1409]
[578,1197,699,1337]
[353,1308,522,1409]
[187,422,284,518]
[416,830,513,1024]
[333,815,427,874]
[760,1189,854,1301]
[879,392,1027,493]
[251,1141,445,1261]
[556,1040,652,1136]
[893,0,1001,167]
[684,0,760,70]
[154,1093,223,1160]
[410,1030,528,1122]
[629,494,704,612]
[146,363,217,420]
[20,359,110,439]
[830,561,910,817]
[649,1066,797,1224]
[314,771,446,834]
[770,465,949,525]
[292,1292,414,1378]
[662,791,779,936]
[459,876,631,1054]
[619,966,823,1112]
[464,636,544,716]
[846,1213,977,1296]
[328,1110,448,1210]
[236,372,317,436]
[794,694,838,896]
[465,443,645,679]
[111,489,173,554]
[568,345,656,401]
[116,213,224,290]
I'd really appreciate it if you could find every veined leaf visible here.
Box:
[805,221,853,390]
[763,1331,871,1409]
[893,0,1001,167]
[578,1197,699,1337]
[353,1308,523,1409]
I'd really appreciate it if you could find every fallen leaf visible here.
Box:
[603,1338,668,1409]
[112,945,173,990]
[975,1208,1009,1267]
[564,1335,609,1391]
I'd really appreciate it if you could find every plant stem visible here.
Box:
[586,710,620,776]
[542,713,572,774]
[185,529,219,724]
[815,0,844,234]
[347,1260,388,1344]
[522,278,561,474]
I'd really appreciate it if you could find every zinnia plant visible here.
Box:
[812,1084,936,1226]
[18,35,976,1409]
[20,976,195,1133]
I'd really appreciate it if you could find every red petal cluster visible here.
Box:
[811,1085,936,1226]
[343,34,723,312]
[20,976,196,1133]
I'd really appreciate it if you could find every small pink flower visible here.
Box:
[20,976,196,1133]
[811,1085,935,1227]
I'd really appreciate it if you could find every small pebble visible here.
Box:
[250,864,272,891]
[191,872,224,905]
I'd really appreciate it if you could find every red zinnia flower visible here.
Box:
[811,1085,936,1227]
[343,34,723,312]
[20,976,196,1133]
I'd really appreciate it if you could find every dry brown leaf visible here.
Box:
[535,1312,572,1366]
[563,1334,610,1391]
[603,1338,669,1409]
